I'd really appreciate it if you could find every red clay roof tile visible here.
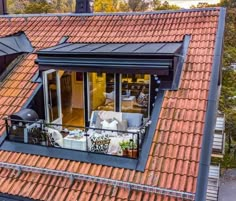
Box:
[0,8,223,200]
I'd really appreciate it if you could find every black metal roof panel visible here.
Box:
[0,32,33,56]
[38,42,183,55]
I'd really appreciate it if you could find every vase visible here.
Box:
[122,149,129,157]
[128,149,138,158]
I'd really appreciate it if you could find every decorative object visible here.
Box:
[101,119,118,137]
[90,135,111,153]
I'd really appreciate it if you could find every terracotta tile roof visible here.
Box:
[0,8,223,200]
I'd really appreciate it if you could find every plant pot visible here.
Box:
[122,148,129,157]
[128,149,138,158]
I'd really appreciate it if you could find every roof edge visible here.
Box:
[195,7,226,201]
[0,7,221,19]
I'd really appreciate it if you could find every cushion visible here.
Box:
[113,117,128,132]
[137,92,148,107]
[118,120,128,131]
[90,134,111,153]
[122,113,143,127]
[101,119,118,137]
[101,119,118,130]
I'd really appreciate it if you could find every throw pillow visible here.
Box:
[113,117,128,132]
[101,119,118,130]
[120,120,128,131]
[137,92,148,107]
[101,119,118,136]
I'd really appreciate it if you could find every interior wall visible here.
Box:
[89,73,106,110]
[72,72,84,109]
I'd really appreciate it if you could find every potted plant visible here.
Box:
[128,140,138,158]
[40,129,48,146]
[119,140,130,157]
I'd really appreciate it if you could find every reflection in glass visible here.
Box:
[121,74,150,117]
[47,71,59,122]
[88,73,115,116]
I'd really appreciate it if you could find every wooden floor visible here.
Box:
[60,73,85,127]
[62,107,84,127]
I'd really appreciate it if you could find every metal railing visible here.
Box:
[4,118,149,159]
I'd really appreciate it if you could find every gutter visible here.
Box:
[195,7,226,201]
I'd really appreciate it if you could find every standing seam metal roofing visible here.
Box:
[0,32,33,56]
[0,7,224,201]
[37,42,183,54]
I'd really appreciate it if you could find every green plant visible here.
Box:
[128,140,137,150]
[119,140,130,150]
[40,130,47,142]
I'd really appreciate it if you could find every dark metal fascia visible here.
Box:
[37,50,179,57]
[22,83,43,109]
[136,90,165,171]
[37,61,170,69]
[0,193,34,201]
[30,70,40,83]
[195,7,226,201]
[0,132,7,147]
[36,57,172,65]
[35,57,172,73]
[171,35,191,90]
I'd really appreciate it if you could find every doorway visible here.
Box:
[60,71,85,127]
[43,70,85,127]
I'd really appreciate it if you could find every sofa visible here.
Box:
[90,110,144,131]
[88,111,144,155]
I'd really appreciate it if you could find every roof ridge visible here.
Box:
[0,7,220,19]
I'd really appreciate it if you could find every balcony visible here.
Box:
[4,116,150,159]
[212,114,225,158]
[206,164,220,201]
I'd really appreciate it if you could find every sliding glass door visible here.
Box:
[43,70,151,126]
[121,74,150,117]
[88,72,115,118]
[87,72,151,119]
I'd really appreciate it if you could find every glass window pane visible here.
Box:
[121,74,150,117]
[88,73,115,116]
[47,71,59,122]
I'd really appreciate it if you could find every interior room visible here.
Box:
[60,71,85,127]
